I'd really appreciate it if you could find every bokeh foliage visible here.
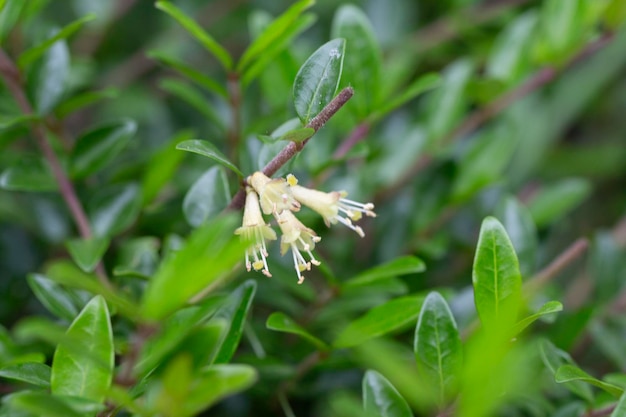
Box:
[0,0,625,416]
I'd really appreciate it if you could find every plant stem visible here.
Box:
[525,238,589,293]
[227,87,354,210]
[0,48,112,288]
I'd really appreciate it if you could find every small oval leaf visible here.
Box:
[183,166,230,227]
[293,38,345,123]
[0,363,51,388]
[266,312,329,351]
[362,370,412,417]
[176,139,243,177]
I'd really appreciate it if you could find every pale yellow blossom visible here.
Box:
[248,172,300,215]
[274,209,321,284]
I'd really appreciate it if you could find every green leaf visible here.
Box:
[555,365,623,398]
[331,4,381,117]
[148,50,228,97]
[186,365,257,415]
[141,214,244,320]
[241,13,317,87]
[155,1,232,70]
[159,78,225,128]
[0,157,57,191]
[266,312,328,351]
[237,0,314,72]
[5,391,85,417]
[0,114,38,129]
[334,295,425,348]
[343,256,425,289]
[30,37,69,115]
[55,88,119,119]
[425,59,473,143]
[511,301,563,336]
[414,291,462,404]
[65,237,109,273]
[372,72,441,121]
[362,370,412,417]
[527,178,592,228]
[213,280,257,364]
[275,127,315,143]
[472,216,522,330]
[176,139,243,176]
[293,38,345,123]
[612,392,626,417]
[539,339,594,402]
[0,363,51,388]
[18,14,95,69]
[51,295,114,403]
[27,274,81,322]
[142,130,191,205]
[0,0,26,45]
[495,196,538,278]
[87,183,142,237]
[70,119,137,179]
[183,166,230,228]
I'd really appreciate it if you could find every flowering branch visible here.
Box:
[227,86,354,210]
[0,48,112,289]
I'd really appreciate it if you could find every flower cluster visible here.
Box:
[235,172,376,284]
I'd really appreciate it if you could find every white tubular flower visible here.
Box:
[234,188,277,277]
[248,171,300,215]
[286,174,376,238]
[274,209,321,284]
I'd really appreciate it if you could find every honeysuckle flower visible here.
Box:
[274,209,321,284]
[286,174,376,238]
[248,171,300,215]
[234,187,277,277]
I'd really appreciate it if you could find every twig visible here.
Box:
[584,403,617,417]
[525,238,589,293]
[0,48,113,289]
[227,87,354,210]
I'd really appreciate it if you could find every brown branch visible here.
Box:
[227,87,354,210]
[525,238,589,293]
[0,48,112,289]
[584,403,617,417]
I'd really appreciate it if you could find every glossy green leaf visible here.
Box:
[362,370,412,417]
[0,363,51,388]
[183,166,230,227]
[271,127,315,143]
[18,14,95,69]
[334,295,425,348]
[539,339,594,402]
[65,237,109,273]
[175,321,226,369]
[372,72,441,121]
[414,292,462,404]
[527,178,592,228]
[148,50,228,97]
[266,312,328,351]
[112,237,160,279]
[214,280,257,364]
[176,139,242,176]
[495,196,538,278]
[512,301,562,336]
[241,13,317,87]
[425,59,473,143]
[30,37,69,115]
[5,391,85,417]
[611,392,626,417]
[238,0,314,72]
[158,78,224,128]
[472,216,522,330]
[343,256,425,289]
[0,157,56,191]
[27,274,80,322]
[141,214,244,320]
[555,365,623,398]
[331,4,381,117]
[155,1,232,70]
[55,88,119,119]
[0,114,37,129]
[88,183,142,237]
[70,119,137,179]
[486,11,537,83]
[293,38,345,123]
[51,295,114,403]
